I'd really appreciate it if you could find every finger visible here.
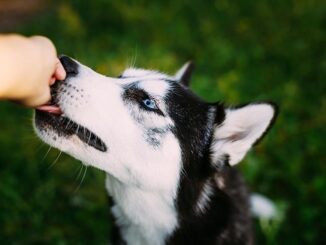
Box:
[54,59,66,80]
[21,87,51,107]
[29,36,56,56]
[50,76,56,85]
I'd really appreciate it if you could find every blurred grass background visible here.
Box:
[0,0,325,244]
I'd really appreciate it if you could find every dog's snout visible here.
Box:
[59,55,78,76]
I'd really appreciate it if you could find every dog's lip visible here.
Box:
[35,110,108,152]
[36,80,63,115]
[36,105,62,115]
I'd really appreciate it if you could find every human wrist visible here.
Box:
[0,34,35,100]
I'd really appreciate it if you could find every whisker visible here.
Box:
[75,164,84,181]
[42,146,53,162]
[75,164,88,192]
[47,151,62,170]
[35,142,46,153]
[87,131,91,145]
[132,46,138,67]
[65,119,71,130]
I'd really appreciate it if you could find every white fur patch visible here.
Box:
[217,177,225,189]
[195,181,213,215]
[139,80,170,98]
[106,176,179,245]
[250,193,277,219]
[121,68,160,78]
[121,68,172,82]
[211,104,275,166]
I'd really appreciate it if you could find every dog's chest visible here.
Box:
[105,175,178,245]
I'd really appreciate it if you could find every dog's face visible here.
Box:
[34,56,276,196]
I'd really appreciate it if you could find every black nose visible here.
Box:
[59,55,78,76]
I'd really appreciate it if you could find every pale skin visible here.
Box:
[0,34,66,107]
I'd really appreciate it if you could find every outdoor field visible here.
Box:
[0,0,324,244]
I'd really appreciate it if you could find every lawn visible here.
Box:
[0,0,325,244]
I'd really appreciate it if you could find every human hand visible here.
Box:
[19,36,66,107]
[0,35,66,107]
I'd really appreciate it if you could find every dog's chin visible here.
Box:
[34,110,107,152]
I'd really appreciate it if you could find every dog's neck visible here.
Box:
[105,174,178,245]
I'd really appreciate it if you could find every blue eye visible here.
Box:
[142,98,157,110]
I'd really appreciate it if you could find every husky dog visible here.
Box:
[34,56,277,245]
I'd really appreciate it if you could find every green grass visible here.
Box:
[0,0,325,243]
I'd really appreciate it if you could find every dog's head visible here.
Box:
[34,56,277,195]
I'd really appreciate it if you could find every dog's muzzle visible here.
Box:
[59,55,79,77]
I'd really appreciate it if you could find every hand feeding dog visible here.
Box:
[34,56,277,245]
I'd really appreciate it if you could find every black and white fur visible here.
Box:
[34,56,277,245]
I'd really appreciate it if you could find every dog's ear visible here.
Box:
[211,103,277,166]
[174,61,195,86]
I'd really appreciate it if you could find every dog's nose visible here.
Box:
[59,55,78,76]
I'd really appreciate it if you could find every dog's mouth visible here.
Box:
[35,87,107,152]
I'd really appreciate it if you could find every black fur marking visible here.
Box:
[163,82,253,244]
[35,111,107,152]
[59,55,79,77]
[179,61,195,86]
[123,85,165,117]
[145,127,169,147]
[213,102,226,125]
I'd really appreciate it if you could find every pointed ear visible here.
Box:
[211,103,277,166]
[174,61,195,86]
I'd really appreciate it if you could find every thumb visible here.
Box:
[54,59,66,81]
[20,86,51,107]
